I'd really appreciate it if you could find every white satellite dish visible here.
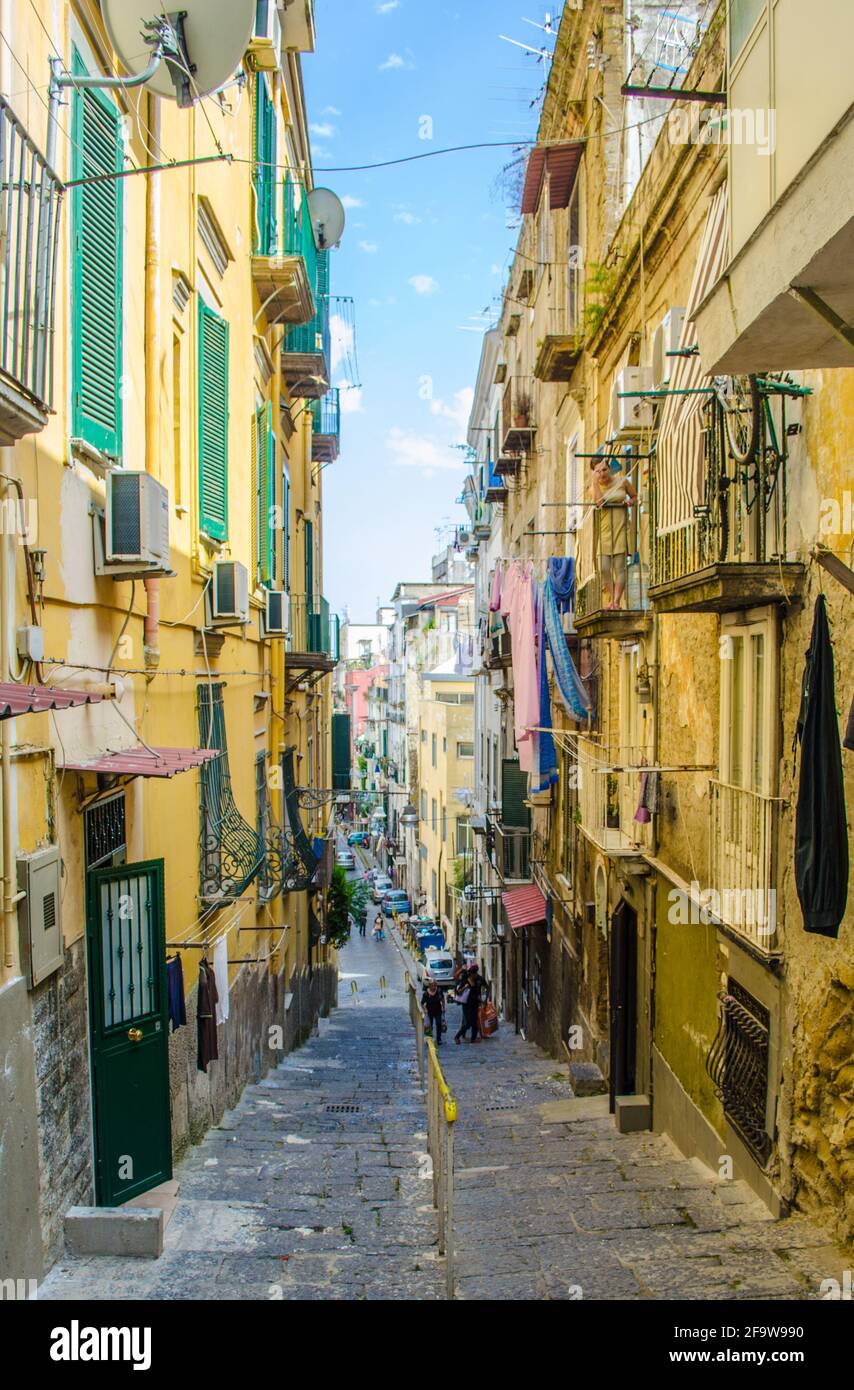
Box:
[101,0,256,105]
[307,188,346,249]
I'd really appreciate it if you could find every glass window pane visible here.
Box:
[729,635,744,786]
[751,632,765,792]
[730,0,765,60]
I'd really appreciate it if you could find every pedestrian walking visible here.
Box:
[358,909,366,937]
[452,966,481,1044]
[420,977,446,1045]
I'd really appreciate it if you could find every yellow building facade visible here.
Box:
[0,0,341,1280]
[416,661,475,948]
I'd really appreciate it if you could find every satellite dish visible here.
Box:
[101,0,256,105]
[307,188,346,249]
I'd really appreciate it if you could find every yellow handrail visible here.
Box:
[425,1036,457,1124]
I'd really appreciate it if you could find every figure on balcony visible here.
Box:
[591,457,638,609]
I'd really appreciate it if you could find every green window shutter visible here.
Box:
[253,75,277,255]
[282,467,290,590]
[71,49,122,458]
[501,759,530,828]
[304,518,314,606]
[198,299,229,541]
[250,407,260,584]
[265,401,276,585]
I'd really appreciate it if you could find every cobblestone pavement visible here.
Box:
[39,924,443,1301]
[437,1006,849,1301]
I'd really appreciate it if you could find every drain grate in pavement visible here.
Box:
[485,1103,518,1112]
[325,1104,361,1113]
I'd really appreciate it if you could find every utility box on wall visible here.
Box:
[17,844,63,987]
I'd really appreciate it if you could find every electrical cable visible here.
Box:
[107,581,136,673]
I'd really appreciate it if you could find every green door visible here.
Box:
[86,859,172,1206]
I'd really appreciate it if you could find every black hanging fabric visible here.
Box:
[167,954,187,1032]
[794,594,849,937]
[197,959,219,1072]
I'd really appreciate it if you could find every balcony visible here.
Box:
[650,384,805,615]
[498,376,536,468]
[483,461,507,504]
[251,173,317,326]
[574,488,651,639]
[0,98,62,443]
[310,389,340,462]
[280,0,316,52]
[534,302,583,384]
[575,738,651,857]
[286,594,339,688]
[487,818,532,883]
[709,780,780,955]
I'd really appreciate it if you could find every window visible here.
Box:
[457,740,474,759]
[252,401,276,586]
[431,733,437,768]
[566,175,583,334]
[281,459,291,588]
[172,333,184,508]
[443,737,447,754]
[720,612,777,796]
[730,0,765,61]
[421,729,427,744]
[456,818,470,855]
[431,798,437,832]
[431,870,438,905]
[421,791,427,822]
[71,49,123,459]
[198,299,229,541]
[253,74,277,254]
[85,794,126,871]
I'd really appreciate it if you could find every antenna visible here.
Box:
[307,188,346,249]
[101,0,256,105]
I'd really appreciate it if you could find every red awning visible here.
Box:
[502,884,548,931]
[521,142,582,215]
[59,746,219,779]
[0,681,105,720]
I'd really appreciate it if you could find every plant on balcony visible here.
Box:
[513,391,531,428]
[582,260,617,337]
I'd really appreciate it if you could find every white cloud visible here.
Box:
[310,122,336,138]
[358,240,379,254]
[322,105,342,117]
[408,274,438,295]
[394,210,421,225]
[330,314,354,374]
[338,382,364,415]
[341,195,363,209]
[379,52,405,70]
[429,387,475,434]
[386,427,465,472]
[376,1,400,11]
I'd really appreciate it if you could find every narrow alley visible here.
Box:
[39,866,849,1303]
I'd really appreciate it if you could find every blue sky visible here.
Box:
[303,0,546,620]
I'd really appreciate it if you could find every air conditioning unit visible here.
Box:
[17,845,63,988]
[651,307,687,388]
[613,366,654,435]
[263,588,290,637]
[95,471,170,577]
[211,560,250,624]
[250,1,282,69]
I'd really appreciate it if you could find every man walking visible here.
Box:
[453,966,482,1044]
[421,976,446,1045]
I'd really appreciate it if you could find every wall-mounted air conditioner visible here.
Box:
[250,1,282,69]
[263,588,290,637]
[612,366,654,436]
[651,307,686,388]
[211,560,250,624]
[17,845,63,988]
[93,471,170,578]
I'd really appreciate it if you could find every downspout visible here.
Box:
[143,93,161,677]
[0,472,13,968]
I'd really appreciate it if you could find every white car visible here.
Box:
[372,874,392,903]
[336,850,356,870]
[418,949,456,988]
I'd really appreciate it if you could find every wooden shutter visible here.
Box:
[71,50,122,457]
[253,75,277,255]
[198,299,229,541]
[501,759,530,828]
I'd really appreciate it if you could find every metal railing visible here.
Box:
[287,594,339,661]
[492,822,531,881]
[575,491,649,622]
[310,387,340,440]
[0,96,63,410]
[501,374,536,451]
[407,974,456,1298]
[281,172,318,290]
[709,779,779,952]
[285,292,330,360]
[575,738,651,855]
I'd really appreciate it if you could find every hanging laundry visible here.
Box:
[543,577,591,721]
[547,557,576,614]
[794,594,849,937]
[634,765,660,823]
[500,560,539,772]
[197,959,219,1072]
[166,954,187,1032]
[532,581,558,795]
[489,563,502,613]
[213,937,230,1025]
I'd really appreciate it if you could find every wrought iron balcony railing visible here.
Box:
[251,171,317,326]
[575,738,651,857]
[198,683,264,902]
[0,97,63,436]
[574,477,650,636]
[287,594,339,663]
[310,388,340,462]
[708,779,780,953]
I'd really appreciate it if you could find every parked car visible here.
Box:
[347,831,368,846]
[372,874,393,903]
[382,890,411,918]
[336,850,355,870]
[418,948,456,988]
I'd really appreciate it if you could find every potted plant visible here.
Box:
[514,391,531,428]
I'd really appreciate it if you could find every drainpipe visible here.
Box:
[143,93,161,677]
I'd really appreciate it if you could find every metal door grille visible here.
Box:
[85,793,126,870]
[705,978,771,1165]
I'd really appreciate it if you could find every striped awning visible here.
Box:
[0,682,104,719]
[656,186,729,535]
[521,142,582,215]
[502,884,547,930]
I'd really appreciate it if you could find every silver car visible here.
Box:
[420,948,456,988]
[372,875,392,902]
